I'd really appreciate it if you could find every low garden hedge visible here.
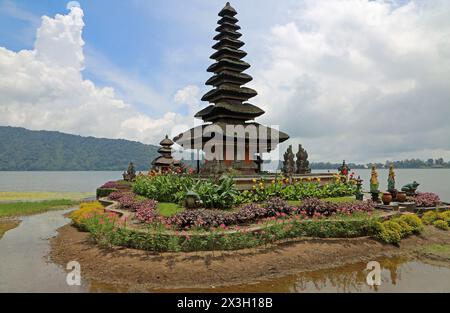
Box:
[73,208,384,252]
[96,188,118,199]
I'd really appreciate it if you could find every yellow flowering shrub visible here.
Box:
[438,211,450,224]
[422,211,439,225]
[433,220,449,231]
[70,201,104,225]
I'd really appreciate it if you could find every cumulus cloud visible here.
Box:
[251,0,450,162]
[174,85,201,115]
[0,5,190,144]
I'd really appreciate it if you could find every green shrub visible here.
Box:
[96,188,117,199]
[422,211,439,225]
[133,174,238,209]
[433,220,449,231]
[237,180,357,204]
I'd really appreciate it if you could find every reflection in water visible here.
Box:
[290,257,409,293]
[0,209,449,292]
[146,256,450,293]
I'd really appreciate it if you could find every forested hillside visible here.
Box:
[0,126,158,171]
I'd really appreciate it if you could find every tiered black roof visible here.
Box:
[195,2,264,123]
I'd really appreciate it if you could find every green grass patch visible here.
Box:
[0,199,76,218]
[157,202,184,217]
[422,244,450,258]
[287,196,356,207]
[0,220,20,239]
[0,191,92,202]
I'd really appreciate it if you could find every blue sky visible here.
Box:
[0,0,293,116]
[0,0,449,163]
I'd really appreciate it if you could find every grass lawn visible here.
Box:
[0,199,76,218]
[0,219,20,239]
[0,191,93,202]
[422,244,450,258]
[157,202,184,217]
[287,196,356,207]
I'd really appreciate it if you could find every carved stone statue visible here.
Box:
[282,145,295,177]
[401,181,420,196]
[123,162,136,181]
[184,191,203,209]
[338,160,350,183]
[296,144,311,174]
[387,164,397,197]
[370,165,379,193]
[370,165,380,202]
[355,176,364,201]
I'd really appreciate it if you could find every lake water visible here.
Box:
[0,171,123,193]
[0,169,449,201]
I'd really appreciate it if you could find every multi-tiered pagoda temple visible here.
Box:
[151,135,181,172]
[174,2,289,175]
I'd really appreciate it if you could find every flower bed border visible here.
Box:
[98,197,396,238]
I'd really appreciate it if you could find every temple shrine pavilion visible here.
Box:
[174,2,289,175]
[151,135,181,172]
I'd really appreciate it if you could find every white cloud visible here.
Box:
[0,6,188,144]
[251,0,450,163]
[174,85,201,115]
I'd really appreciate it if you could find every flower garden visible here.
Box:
[69,172,450,252]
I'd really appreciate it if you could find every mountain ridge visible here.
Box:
[0,126,158,171]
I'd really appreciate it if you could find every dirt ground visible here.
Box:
[50,224,450,291]
[0,219,20,239]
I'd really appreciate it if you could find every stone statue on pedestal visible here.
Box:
[338,160,350,183]
[282,145,295,177]
[295,144,311,174]
[370,165,380,202]
[123,162,136,181]
[387,164,397,199]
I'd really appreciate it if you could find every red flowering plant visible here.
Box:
[336,200,374,215]
[100,181,120,189]
[413,192,440,207]
[294,198,374,218]
[135,200,158,223]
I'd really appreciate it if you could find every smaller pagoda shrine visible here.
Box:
[151,135,181,172]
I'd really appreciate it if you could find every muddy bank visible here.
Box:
[50,224,450,291]
[0,219,20,239]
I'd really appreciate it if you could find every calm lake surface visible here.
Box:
[0,171,123,193]
[0,169,449,201]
